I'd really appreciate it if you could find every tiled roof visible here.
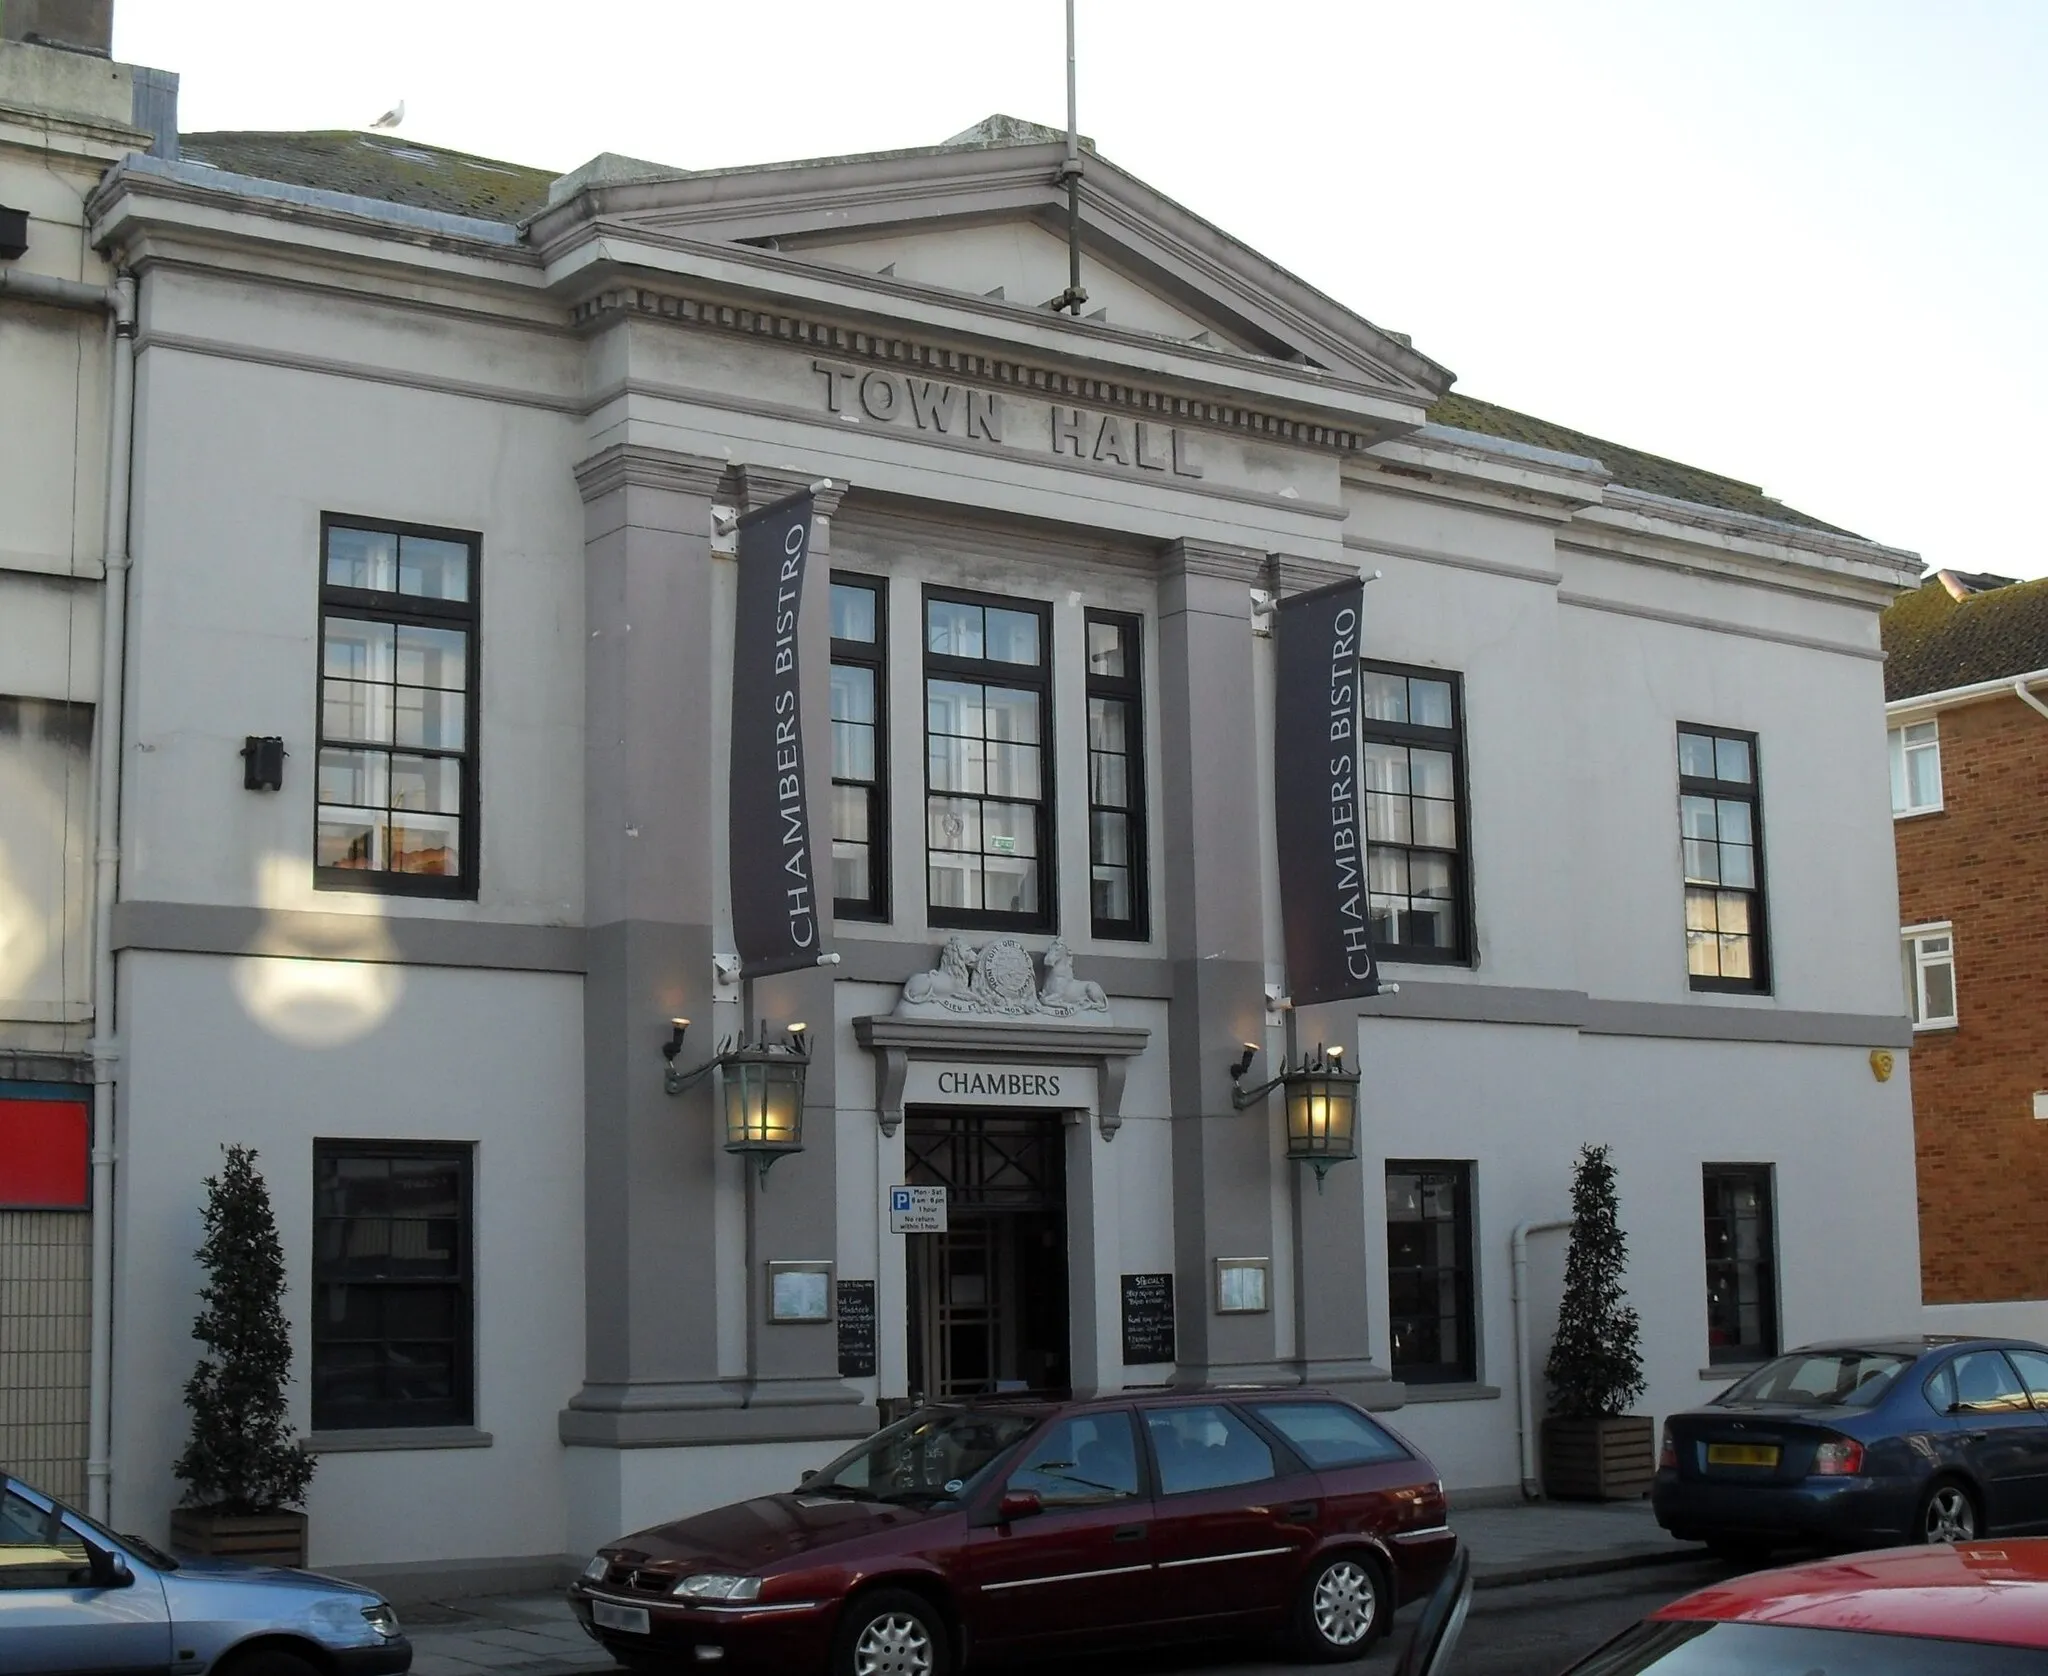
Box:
[1428,393,1855,536]
[1882,573,2048,701]
[174,130,1859,543]
[179,131,557,222]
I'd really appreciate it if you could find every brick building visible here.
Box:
[1885,571,2048,1307]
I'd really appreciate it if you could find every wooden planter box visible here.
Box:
[1541,1415,1655,1500]
[168,1507,308,1568]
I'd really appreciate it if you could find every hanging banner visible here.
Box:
[729,489,826,978]
[1273,577,1379,1006]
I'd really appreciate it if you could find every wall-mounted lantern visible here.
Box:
[1231,1041,1361,1189]
[663,1017,810,1182]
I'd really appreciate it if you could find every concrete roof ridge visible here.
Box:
[940,113,1096,152]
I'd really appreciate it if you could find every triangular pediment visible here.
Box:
[531,116,1449,404]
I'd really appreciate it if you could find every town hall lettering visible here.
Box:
[935,1069,1064,1098]
[814,359,1201,479]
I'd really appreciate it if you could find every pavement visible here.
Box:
[394,1497,1702,1676]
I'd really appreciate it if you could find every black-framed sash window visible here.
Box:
[1360,663,1470,963]
[1678,724,1770,992]
[1703,1163,1779,1364]
[831,574,889,921]
[316,516,480,898]
[1385,1161,1477,1383]
[1085,610,1147,941]
[922,588,1053,930]
[312,1141,474,1430]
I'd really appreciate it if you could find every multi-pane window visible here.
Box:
[1703,1164,1778,1365]
[312,1142,473,1431]
[1903,922,1958,1029]
[1385,1163,1476,1383]
[830,575,888,921]
[923,589,1052,928]
[1360,665,1468,962]
[1085,611,1146,940]
[317,518,479,897]
[1889,720,1942,816]
[1678,725,1768,992]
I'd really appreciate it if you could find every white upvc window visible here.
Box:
[1902,922,1958,1029]
[1889,720,1942,816]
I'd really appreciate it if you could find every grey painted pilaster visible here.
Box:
[731,466,868,1421]
[566,445,740,1440]
[1156,538,1284,1385]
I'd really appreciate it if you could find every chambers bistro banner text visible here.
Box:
[1273,578,1380,1006]
[729,490,825,977]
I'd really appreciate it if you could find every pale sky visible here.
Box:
[115,0,2047,578]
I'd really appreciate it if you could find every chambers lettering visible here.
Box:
[934,1069,1064,1098]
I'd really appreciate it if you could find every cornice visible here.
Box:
[572,277,1394,458]
[1163,538,1266,584]
[729,462,847,520]
[1596,485,1921,580]
[1267,551,1358,597]
[573,443,730,504]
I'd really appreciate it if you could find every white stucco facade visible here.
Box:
[0,109,1929,1589]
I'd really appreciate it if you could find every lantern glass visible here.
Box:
[1283,1070,1358,1165]
[720,1049,807,1155]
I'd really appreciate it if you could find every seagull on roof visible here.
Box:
[368,100,404,131]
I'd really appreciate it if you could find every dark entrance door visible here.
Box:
[905,1111,1070,1400]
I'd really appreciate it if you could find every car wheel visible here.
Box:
[1292,1550,1388,1662]
[832,1588,950,1676]
[1917,1479,1979,1544]
[215,1651,321,1676]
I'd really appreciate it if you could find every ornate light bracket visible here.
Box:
[853,1015,1151,1141]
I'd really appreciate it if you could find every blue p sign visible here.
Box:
[890,1187,912,1214]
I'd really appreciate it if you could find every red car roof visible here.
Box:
[1654,1541,2048,1649]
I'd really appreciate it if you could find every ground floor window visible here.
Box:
[1385,1161,1476,1383]
[312,1141,473,1430]
[1703,1164,1778,1365]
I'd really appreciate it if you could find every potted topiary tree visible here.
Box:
[1541,1143,1653,1499]
[168,1144,315,1566]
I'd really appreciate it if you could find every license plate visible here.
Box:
[593,1601,651,1635]
[1707,1442,1780,1468]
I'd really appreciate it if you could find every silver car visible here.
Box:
[1,1473,411,1676]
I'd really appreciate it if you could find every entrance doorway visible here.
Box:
[904,1111,1070,1400]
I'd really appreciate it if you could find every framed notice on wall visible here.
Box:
[767,1261,834,1323]
[1120,1273,1175,1365]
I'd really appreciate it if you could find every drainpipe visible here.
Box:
[2015,676,2048,725]
[1510,1218,1570,1500]
[85,273,138,1523]
[0,270,118,312]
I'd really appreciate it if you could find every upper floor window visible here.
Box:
[830,575,889,921]
[317,517,479,898]
[1361,664,1469,963]
[1889,720,1942,816]
[923,589,1052,930]
[1085,611,1148,940]
[1679,725,1769,993]
[1903,922,1957,1029]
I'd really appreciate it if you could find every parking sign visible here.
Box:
[888,1184,947,1234]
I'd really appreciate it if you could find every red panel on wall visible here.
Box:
[0,1097,90,1208]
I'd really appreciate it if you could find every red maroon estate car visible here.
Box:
[568,1392,1456,1675]
[1560,1540,2048,1672]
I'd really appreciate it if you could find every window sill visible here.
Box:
[1397,1381,1501,1405]
[302,1426,492,1454]
[1892,806,1944,821]
[1911,1020,1959,1034]
[1700,1364,1765,1380]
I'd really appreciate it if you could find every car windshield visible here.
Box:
[4,1480,178,1572]
[1717,1350,1913,1409]
[803,1407,1041,1507]
[1568,1620,2048,1674]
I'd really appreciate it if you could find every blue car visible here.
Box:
[1653,1336,2048,1558]
[1,1472,411,1676]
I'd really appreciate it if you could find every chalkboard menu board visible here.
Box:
[837,1279,877,1378]
[1120,1272,1175,1365]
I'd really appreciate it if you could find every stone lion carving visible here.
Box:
[1038,938,1109,1015]
[893,935,1113,1022]
[902,935,976,1007]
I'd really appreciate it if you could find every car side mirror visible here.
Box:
[997,1490,1043,1522]
[799,1469,819,1485]
[1394,1542,1472,1676]
[84,1543,133,1590]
